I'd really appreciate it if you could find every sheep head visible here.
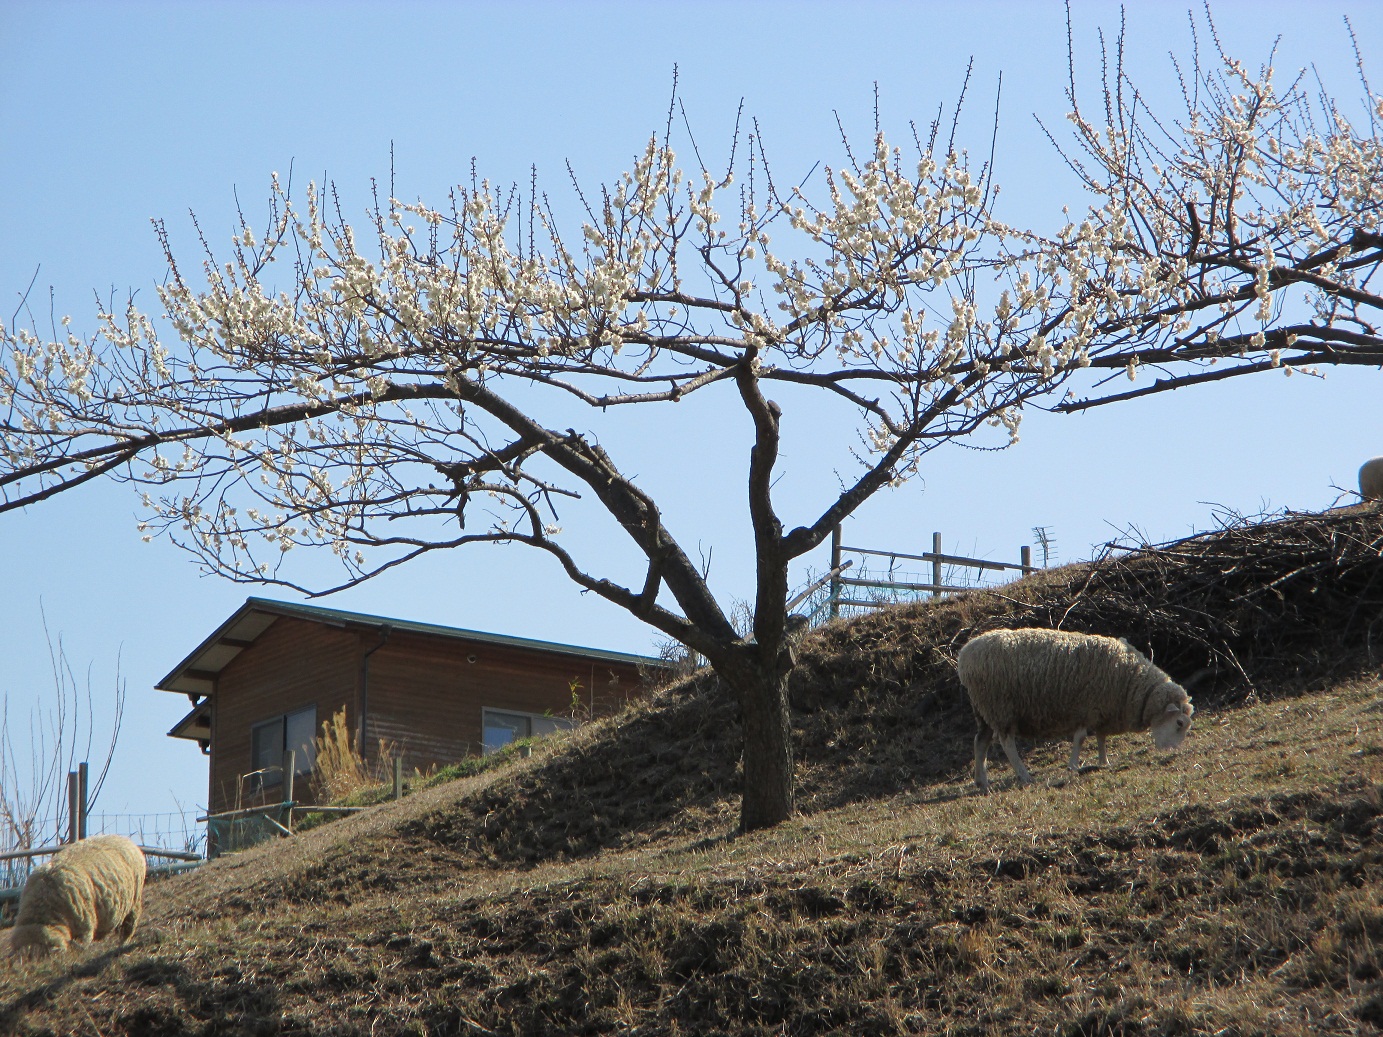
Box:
[1150,696,1194,750]
[7,923,70,959]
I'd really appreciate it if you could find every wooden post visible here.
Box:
[66,772,79,843]
[393,757,404,801]
[77,761,88,840]
[282,750,296,804]
[932,532,943,598]
[829,524,843,618]
[1021,545,1033,574]
[281,749,296,835]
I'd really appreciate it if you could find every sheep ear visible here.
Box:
[1163,703,1184,716]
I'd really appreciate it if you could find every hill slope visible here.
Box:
[2,507,1381,1036]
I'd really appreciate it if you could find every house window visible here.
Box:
[481,708,575,754]
[249,706,317,791]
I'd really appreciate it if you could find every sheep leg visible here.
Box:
[1096,734,1108,766]
[998,734,1034,786]
[117,910,139,943]
[973,721,994,794]
[1068,728,1087,772]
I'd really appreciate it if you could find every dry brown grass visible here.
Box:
[2,678,1376,1036]
[1,507,1380,1035]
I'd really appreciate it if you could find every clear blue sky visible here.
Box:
[2,1,1378,828]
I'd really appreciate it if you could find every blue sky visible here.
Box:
[2,1,1379,829]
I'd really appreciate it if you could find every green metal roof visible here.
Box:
[156,596,665,699]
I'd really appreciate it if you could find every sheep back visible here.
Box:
[8,835,146,958]
[957,628,1190,739]
[1360,456,1383,501]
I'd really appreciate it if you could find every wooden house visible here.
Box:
[159,597,663,821]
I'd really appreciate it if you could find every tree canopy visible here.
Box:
[3,13,1380,829]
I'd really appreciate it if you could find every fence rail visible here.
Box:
[0,844,202,864]
[826,527,1037,618]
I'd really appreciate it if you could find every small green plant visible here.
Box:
[568,676,591,724]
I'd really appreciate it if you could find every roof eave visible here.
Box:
[156,596,667,698]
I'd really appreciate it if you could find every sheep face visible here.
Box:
[1149,700,1194,750]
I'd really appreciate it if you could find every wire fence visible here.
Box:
[1,853,41,899]
[2,807,206,917]
[86,810,205,859]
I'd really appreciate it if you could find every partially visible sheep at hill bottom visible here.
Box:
[6,835,146,959]
[956,627,1194,794]
[1360,456,1383,501]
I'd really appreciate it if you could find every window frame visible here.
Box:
[480,707,576,755]
[247,705,318,792]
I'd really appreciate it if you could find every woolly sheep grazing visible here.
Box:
[956,628,1194,793]
[1360,456,1383,501]
[7,835,146,959]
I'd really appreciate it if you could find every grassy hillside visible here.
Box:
[2,507,1381,1036]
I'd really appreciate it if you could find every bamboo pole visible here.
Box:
[0,845,205,864]
[0,845,63,863]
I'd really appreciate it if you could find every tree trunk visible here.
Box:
[733,664,795,831]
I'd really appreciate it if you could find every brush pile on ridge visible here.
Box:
[799,501,1383,713]
[405,504,1383,867]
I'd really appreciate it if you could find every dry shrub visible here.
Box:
[311,708,397,804]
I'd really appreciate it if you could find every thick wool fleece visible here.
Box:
[1361,456,1383,501]
[957,628,1191,740]
[7,835,146,958]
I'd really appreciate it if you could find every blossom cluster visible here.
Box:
[1038,30,1382,402]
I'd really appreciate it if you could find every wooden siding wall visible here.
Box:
[210,617,357,813]
[208,615,652,813]
[362,630,644,772]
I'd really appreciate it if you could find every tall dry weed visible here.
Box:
[311,708,397,803]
